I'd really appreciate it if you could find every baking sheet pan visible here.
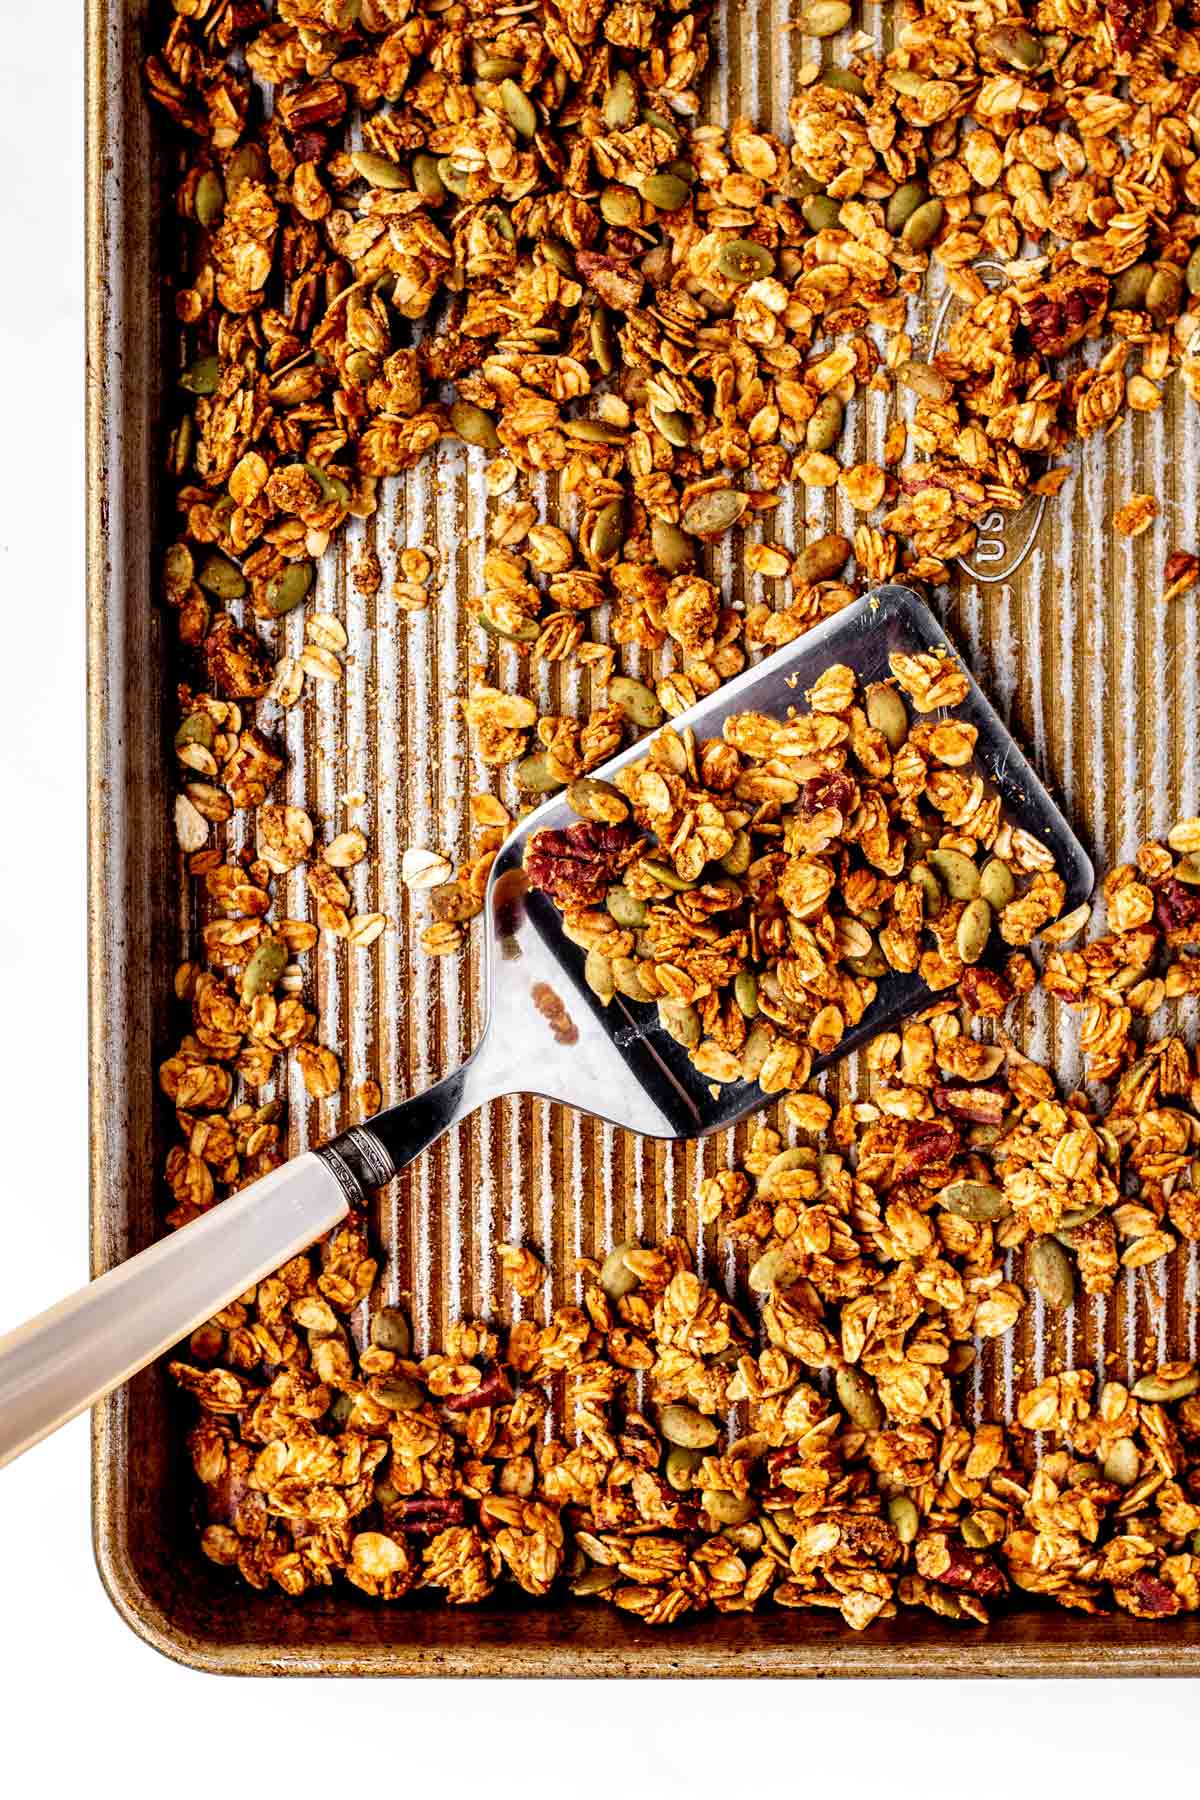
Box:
[87,0,1200,1674]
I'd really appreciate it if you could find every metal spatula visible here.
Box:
[0,584,1092,1467]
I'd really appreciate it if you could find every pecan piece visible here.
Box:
[440,1361,513,1412]
[800,772,857,817]
[1019,274,1108,357]
[1154,877,1200,933]
[959,965,1014,1017]
[387,1496,468,1538]
[934,1083,1006,1126]
[525,820,638,907]
[1112,1571,1181,1618]
[898,1121,959,1176]
[1107,0,1147,55]
[203,614,273,699]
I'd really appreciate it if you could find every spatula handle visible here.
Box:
[0,1152,350,1470]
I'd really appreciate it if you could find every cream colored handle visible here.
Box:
[0,1152,351,1469]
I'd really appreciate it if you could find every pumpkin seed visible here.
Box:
[664,1445,705,1491]
[1102,1437,1140,1487]
[589,499,625,565]
[651,517,693,572]
[910,862,943,918]
[741,1020,774,1083]
[603,69,637,129]
[197,551,246,600]
[734,971,760,1018]
[1146,264,1184,323]
[437,157,472,198]
[500,77,537,138]
[901,197,944,251]
[720,828,752,876]
[242,939,288,999]
[1029,1235,1075,1310]
[606,886,647,928]
[585,947,616,1003]
[650,404,691,448]
[350,150,407,189]
[590,305,616,375]
[980,22,1043,68]
[956,895,993,964]
[979,857,1016,910]
[716,238,776,283]
[567,776,627,822]
[835,1364,883,1431]
[375,1376,423,1413]
[1187,247,1200,299]
[564,417,626,445]
[885,180,927,235]
[866,683,908,749]
[847,940,888,979]
[266,559,315,616]
[194,169,224,227]
[450,399,500,451]
[642,171,690,212]
[328,1391,355,1428]
[658,1402,720,1449]
[226,142,267,195]
[175,711,214,753]
[609,674,664,729]
[1111,262,1153,311]
[799,0,852,35]
[572,1566,620,1596]
[1131,1370,1200,1402]
[475,608,540,644]
[801,193,842,233]
[516,750,565,794]
[343,349,378,386]
[937,1179,1010,1223]
[703,1489,755,1525]
[600,183,642,228]
[748,1244,803,1293]
[599,1240,639,1301]
[793,532,852,585]
[657,997,702,1048]
[681,489,748,535]
[303,460,350,505]
[885,68,926,96]
[641,861,694,898]
[929,846,980,900]
[412,152,447,199]
[474,54,521,79]
[805,391,845,452]
[180,353,220,395]
[1059,1199,1105,1231]
[641,108,682,147]
[887,1495,919,1545]
[612,957,655,1003]
[821,66,868,97]
[371,1305,412,1353]
[896,360,951,403]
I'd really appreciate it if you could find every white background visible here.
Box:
[0,10,1193,1790]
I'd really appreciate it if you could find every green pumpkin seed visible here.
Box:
[194,169,224,227]
[567,776,627,822]
[168,412,194,477]
[565,417,627,445]
[589,499,625,564]
[590,306,616,375]
[979,857,1016,910]
[664,1445,705,1491]
[640,108,682,147]
[741,1020,775,1084]
[960,1514,997,1550]
[412,152,447,199]
[847,940,888,978]
[612,956,655,1003]
[599,1241,639,1301]
[1102,1437,1140,1486]
[887,1495,920,1545]
[641,856,694,892]
[658,1402,720,1449]
[180,354,220,395]
[572,1565,620,1596]
[821,66,868,97]
[197,551,246,600]
[642,171,690,212]
[375,1376,424,1412]
[438,157,472,198]
[475,54,521,79]
[607,886,647,928]
[1029,1235,1075,1310]
[1131,1370,1200,1403]
[835,1364,883,1431]
[681,489,748,535]
[265,559,315,617]
[1111,262,1153,311]
[937,1179,1010,1223]
[600,183,642,228]
[450,399,500,451]
[500,78,537,138]
[657,997,702,1048]
[703,1490,755,1525]
[866,683,908,749]
[1146,264,1184,322]
[603,70,637,129]
[901,197,944,251]
[805,392,844,451]
[350,150,407,189]
[799,0,852,35]
[585,947,616,1003]
[516,750,565,794]
[475,608,540,643]
[175,711,215,753]
[929,846,980,900]
[885,181,926,236]
[716,238,776,283]
[720,828,752,876]
[371,1305,412,1353]
[1059,1199,1105,1231]
[327,1391,355,1429]
[226,143,267,197]
[242,939,288,999]
[303,461,350,505]
[734,972,760,1018]
[885,68,926,96]
[1187,246,1200,299]
[801,193,842,233]
[343,349,378,387]
[979,22,1043,68]
[609,674,664,729]
[792,532,851,585]
[748,1244,803,1293]
[956,895,993,964]
[651,517,693,572]
[650,405,691,448]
